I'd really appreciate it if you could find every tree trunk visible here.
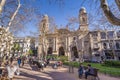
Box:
[0,0,6,14]
[115,0,120,10]
[101,0,120,26]
[8,0,21,27]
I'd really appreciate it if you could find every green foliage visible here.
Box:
[63,61,120,77]
[64,61,80,67]
[46,54,58,59]
[29,49,33,55]
[103,61,120,68]
[46,55,68,62]
[64,61,78,68]
[12,43,20,51]
[58,56,68,62]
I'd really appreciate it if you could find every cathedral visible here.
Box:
[38,7,91,61]
[38,7,120,61]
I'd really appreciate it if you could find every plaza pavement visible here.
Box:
[13,63,78,80]
[13,63,120,80]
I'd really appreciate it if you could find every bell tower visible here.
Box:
[79,7,88,31]
[40,14,49,34]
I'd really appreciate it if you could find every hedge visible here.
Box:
[63,61,120,77]
[103,61,120,68]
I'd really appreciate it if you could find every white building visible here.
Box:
[13,37,35,56]
[89,30,120,61]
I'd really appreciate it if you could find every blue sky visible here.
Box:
[18,0,115,37]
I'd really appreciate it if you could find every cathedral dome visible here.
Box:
[57,28,70,34]
[44,14,48,17]
[43,14,49,22]
[80,7,86,13]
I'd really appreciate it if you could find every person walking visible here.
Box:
[17,57,21,67]
[21,56,25,67]
[10,57,13,64]
[7,62,17,80]
[0,61,2,78]
[78,63,84,79]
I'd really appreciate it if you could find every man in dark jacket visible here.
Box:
[85,64,94,79]
[78,63,84,79]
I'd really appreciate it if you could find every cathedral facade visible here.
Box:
[38,7,120,61]
[38,7,91,61]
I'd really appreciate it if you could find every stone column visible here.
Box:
[67,37,69,51]
[56,37,59,55]
[68,36,73,60]
[66,37,69,56]
[55,37,56,51]
[53,37,56,54]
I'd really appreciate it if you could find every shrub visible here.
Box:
[58,56,68,62]
[63,61,80,67]
[103,60,120,68]
[46,54,58,60]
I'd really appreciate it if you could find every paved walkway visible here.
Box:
[13,63,120,80]
[13,63,78,80]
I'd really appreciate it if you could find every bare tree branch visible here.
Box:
[0,0,6,14]
[115,0,120,10]
[101,0,120,25]
[8,0,21,27]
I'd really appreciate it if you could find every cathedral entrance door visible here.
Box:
[47,47,53,55]
[59,46,65,56]
[72,46,79,58]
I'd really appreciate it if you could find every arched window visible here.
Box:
[116,42,120,49]
[103,43,107,49]
[109,43,113,49]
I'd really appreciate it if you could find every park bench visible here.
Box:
[83,66,100,80]
[87,68,100,80]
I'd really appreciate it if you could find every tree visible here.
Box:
[0,0,6,14]
[11,43,21,56]
[66,16,79,31]
[50,0,120,26]
[29,49,33,55]
[100,0,120,26]
[0,0,22,35]
[0,0,42,36]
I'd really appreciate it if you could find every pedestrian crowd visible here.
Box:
[28,57,52,71]
[0,56,26,80]
[0,55,97,80]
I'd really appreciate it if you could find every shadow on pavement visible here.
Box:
[21,66,32,71]
[44,71,76,80]
[19,71,50,80]
[29,64,39,71]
